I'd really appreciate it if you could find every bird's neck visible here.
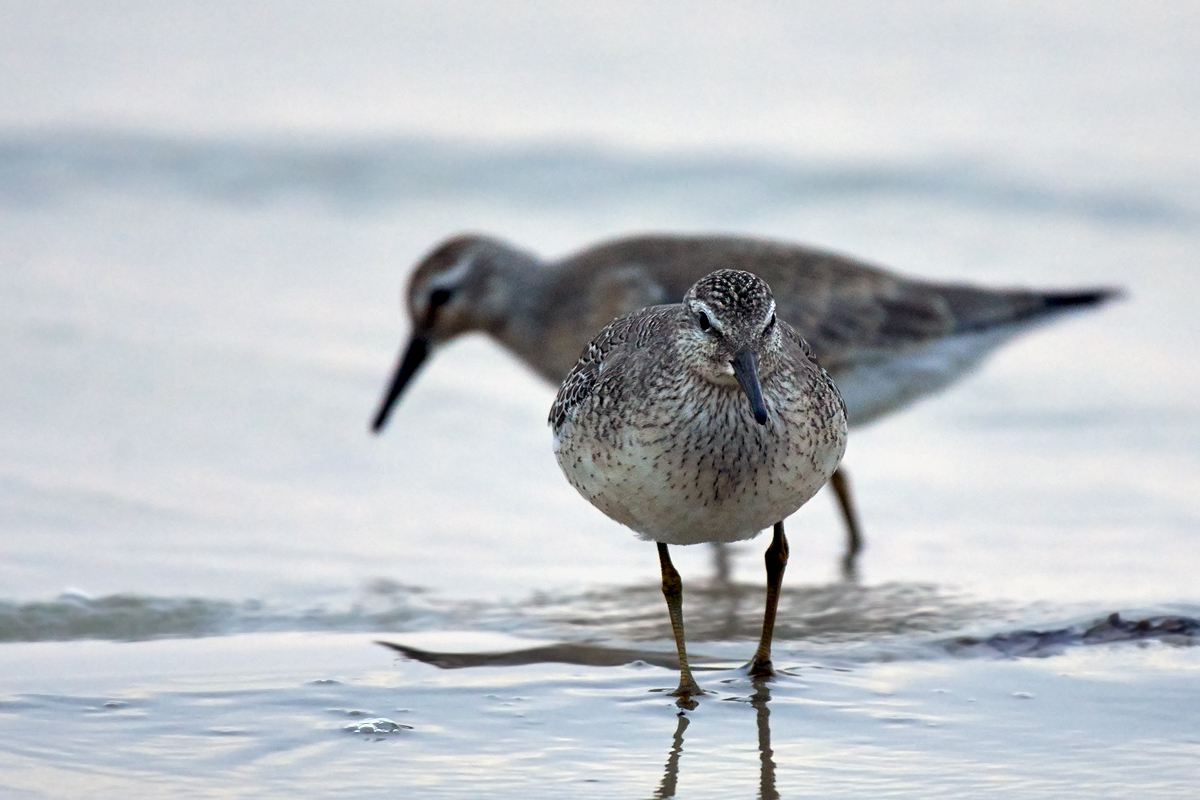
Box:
[474,244,561,380]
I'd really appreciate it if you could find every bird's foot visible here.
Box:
[746,656,776,680]
[668,677,705,708]
[839,551,860,582]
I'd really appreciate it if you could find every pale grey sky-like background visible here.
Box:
[3,0,1197,177]
[2,0,1198,602]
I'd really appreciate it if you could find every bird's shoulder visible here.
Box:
[779,318,820,364]
[548,304,678,430]
[779,319,848,420]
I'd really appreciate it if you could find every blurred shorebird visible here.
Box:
[549,270,847,698]
[371,233,1117,576]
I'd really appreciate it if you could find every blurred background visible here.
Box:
[3,4,1200,796]
[2,0,1198,620]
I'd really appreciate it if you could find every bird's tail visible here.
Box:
[1039,288,1123,311]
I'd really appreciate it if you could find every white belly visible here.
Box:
[554,391,846,546]
[834,327,1021,427]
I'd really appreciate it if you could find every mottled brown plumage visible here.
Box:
[551,269,846,543]
[550,270,848,698]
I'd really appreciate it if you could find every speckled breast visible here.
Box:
[554,380,847,546]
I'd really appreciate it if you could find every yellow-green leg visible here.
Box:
[747,522,788,678]
[657,543,704,698]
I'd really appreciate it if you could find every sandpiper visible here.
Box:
[549,269,848,698]
[372,233,1117,575]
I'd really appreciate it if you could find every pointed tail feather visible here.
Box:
[1039,287,1123,310]
[946,285,1123,334]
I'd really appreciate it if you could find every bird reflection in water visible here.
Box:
[653,712,688,800]
[752,682,780,800]
[381,633,782,800]
[653,680,778,800]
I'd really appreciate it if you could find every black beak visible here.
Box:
[731,349,769,425]
[371,335,431,433]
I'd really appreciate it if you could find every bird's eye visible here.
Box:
[696,311,711,331]
[422,287,455,327]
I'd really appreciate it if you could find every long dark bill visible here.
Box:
[731,349,769,425]
[370,335,431,433]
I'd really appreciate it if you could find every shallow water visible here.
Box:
[3,3,1200,797]
[2,628,1199,799]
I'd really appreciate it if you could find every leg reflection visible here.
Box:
[652,685,778,800]
[751,680,778,800]
[709,541,732,588]
[654,712,689,800]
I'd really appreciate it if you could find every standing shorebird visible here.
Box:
[549,270,848,698]
[371,233,1117,575]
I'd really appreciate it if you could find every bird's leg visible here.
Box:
[747,522,789,679]
[829,468,863,581]
[657,543,704,699]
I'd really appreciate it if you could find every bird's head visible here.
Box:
[372,234,527,432]
[681,269,781,425]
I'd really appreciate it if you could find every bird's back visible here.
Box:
[535,234,1115,424]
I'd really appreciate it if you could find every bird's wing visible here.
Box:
[781,320,848,420]
[808,281,1117,373]
[548,306,669,431]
